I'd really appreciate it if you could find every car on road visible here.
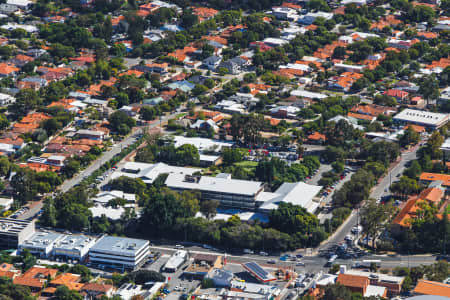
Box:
[296,262,305,267]
[296,254,303,258]
[259,251,268,256]
[175,244,184,249]
[243,249,254,254]
[351,226,362,234]
[268,259,276,264]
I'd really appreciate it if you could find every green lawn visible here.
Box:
[235,160,258,169]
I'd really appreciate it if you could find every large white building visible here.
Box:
[165,173,322,213]
[53,234,97,262]
[0,218,34,249]
[89,236,149,271]
[110,161,201,184]
[393,109,449,129]
[165,173,265,210]
[19,232,64,258]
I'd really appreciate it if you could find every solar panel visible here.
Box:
[243,262,275,282]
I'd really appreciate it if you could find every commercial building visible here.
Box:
[165,174,265,210]
[393,109,449,129]
[184,254,223,278]
[166,173,322,213]
[110,161,201,185]
[242,262,276,283]
[0,218,35,249]
[171,136,233,153]
[19,232,64,258]
[53,234,97,262]
[89,236,149,271]
[164,250,188,272]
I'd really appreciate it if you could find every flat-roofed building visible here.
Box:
[165,174,265,210]
[393,109,449,129]
[164,250,188,272]
[89,236,149,271]
[53,234,97,262]
[19,232,64,258]
[110,161,201,184]
[0,218,34,249]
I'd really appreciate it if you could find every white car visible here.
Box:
[351,226,362,234]
[175,244,184,249]
[259,251,268,256]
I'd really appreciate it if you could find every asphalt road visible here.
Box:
[59,112,180,193]
[148,242,437,275]
[319,146,420,252]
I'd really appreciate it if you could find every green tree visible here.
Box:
[54,286,83,300]
[419,74,440,106]
[108,110,136,135]
[200,200,219,220]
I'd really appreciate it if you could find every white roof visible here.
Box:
[393,109,449,127]
[263,38,289,45]
[165,173,264,196]
[6,0,32,7]
[93,190,136,204]
[290,89,328,99]
[172,136,233,152]
[440,137,450,150]
[164,250,187,270]
[345,270,404,284]
[364,285,386,297]
[280,63,311,72]
[0,93,13,100]
[111,162,200,184]
[89,205,124,220]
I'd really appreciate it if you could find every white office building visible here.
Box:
[19,232,64,258]
[89,236,149,271]
[165,174,265,210]
[393,109,449,129]
[53,234,97,262]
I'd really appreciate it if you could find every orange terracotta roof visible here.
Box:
[419,172,450,186]
[426,58,450,70]
[347,112,375,121]
[306,24,318,31]
[14,54,34,62]
[337,273,369,289]
[202,35,228,45]
[308,132,326,141]
[403,124,426,133]
[411,2,436,8]
[281,2,301,9]
[0,270,17,279]
[0,63,19,75]
[51,273,81,286]
[13,267,58,289]
[419,187,444,204]
[137,9,151,17]
[370,15,402,30]
[81,283,113,293]
[0,263,13,271]
[414,280,450,297]
[120,69,144,77]
[393,196,418,227]
[192,7,219,19]
[417,31,438,39]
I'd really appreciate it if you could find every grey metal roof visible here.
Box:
[90,236,149,257]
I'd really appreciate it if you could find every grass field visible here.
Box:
[235,160,258,169]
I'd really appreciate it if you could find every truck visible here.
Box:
[353,259,381,268]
